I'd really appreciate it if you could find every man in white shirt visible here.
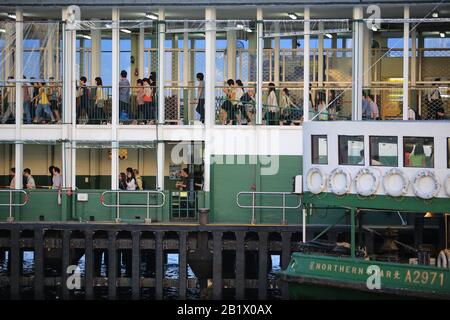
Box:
[52,167,62,189]
[23,168,36,189]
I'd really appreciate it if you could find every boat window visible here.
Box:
[311,135,328,165]
[403,137,434,168]
[338,135,364,166]
[369,136,398,167]
[447,138,450,168]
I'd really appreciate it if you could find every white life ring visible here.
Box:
[437,250,450,268]
[306,167,327,194]
[412,170,441,200]
[354,168,380,196]
[328,168,351,196]
[382,168,409,197]
[445,173,450,197]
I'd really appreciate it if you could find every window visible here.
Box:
[311,135,328,164]
[447,138,450,168]
[403,137,434,168]
[338,136,364,165]
[369,136,398,167]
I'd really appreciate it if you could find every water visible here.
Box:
[0,252,282,300]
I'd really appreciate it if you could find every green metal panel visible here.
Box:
[210,155,303,224]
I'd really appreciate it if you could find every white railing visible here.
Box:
[100,190,166,224]
[236,191,302,225]
[0,190,29,222]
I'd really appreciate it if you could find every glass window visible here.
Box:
[339,136,364,165]
[311,135,328,165]
[369,136,398,167]
[447,138,450,168]
[403,137,434,168]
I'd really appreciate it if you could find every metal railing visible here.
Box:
[100,190,165,224]
[236,191,302,225]
[0,190,29,222]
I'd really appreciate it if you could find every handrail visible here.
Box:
[236,191,302,225]
[0,190,29,222]
[100,190,165,224]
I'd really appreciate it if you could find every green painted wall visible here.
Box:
[210,155,304,224]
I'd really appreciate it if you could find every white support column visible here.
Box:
[274,23,280,86]
[15,9,23,189]
[61,8,74,189]
[156,9,166,190]
[139,27,145,79]
[111,8,120,190]
[403,6,410,120]
[227,30,237,80]
[203,8,216,192]
[317,22,324,87]
[352,7,364,121]
[91,29,101,84]
[256,8,263,124]
[303,8,311,121]
[158,9,165,124]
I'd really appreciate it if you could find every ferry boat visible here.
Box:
[0,0,449,301]
[280,121,450,299]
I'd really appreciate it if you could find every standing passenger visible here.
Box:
[235,80,245,124]
[22,76,32,124]
[94,77,105,124]
[266,83,278,125]
[49,77,61,123]
[119,70,131,121]
[125,167,137,191]
[1,76,15,124]
[133,169,143,190]
[8,168,15,189]
[136,79,145,123]
[196,73,205,123]
[52,167,62,190]
[34,83,55,123]
[23,168,36,189]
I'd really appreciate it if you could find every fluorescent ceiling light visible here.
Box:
[371,25,378,32]
[105,23,112,29]
[440,32,445,38]
[78,34,91,40]
[432,12,439,18]
[0,28,5,33]
[288,13,298,20]
[245,27,252,33]
[120,29,132,34]
[7,13,16,19]
[145,12,158,20]
[236,23,245,30]
[325,33,332,39]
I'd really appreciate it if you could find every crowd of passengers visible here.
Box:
[3,166,62,190]
[1,73,447,124]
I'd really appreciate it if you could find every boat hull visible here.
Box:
[279,253,450,300]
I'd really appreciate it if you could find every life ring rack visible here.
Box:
[306,167,327,194]
[382,168,409,197]
[412,170,441,200]
[354,167,380,197]
[328,168,351,196]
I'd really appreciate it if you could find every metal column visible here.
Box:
[303,8,311,121]
[203,8,216,192]
[15,10,23,190]
[403,6,410,120]
[256,8,263,124]
[111,8,120,190]
[352,7,364,121]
